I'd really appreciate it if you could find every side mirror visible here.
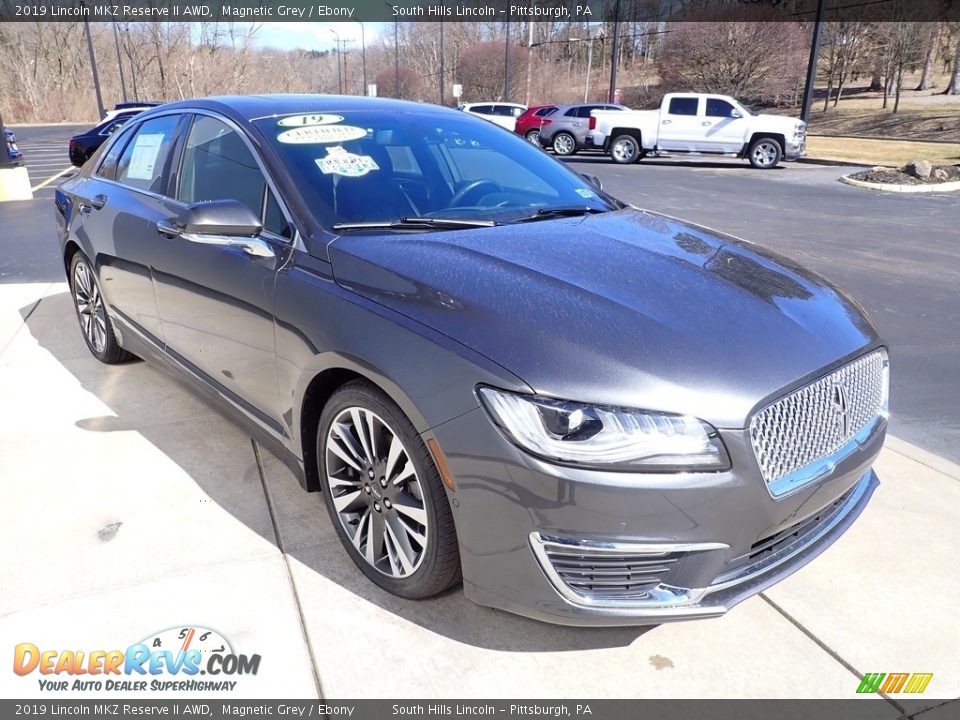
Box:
[176,199,262,237]
[579,173,603,192]
[730,109,743,119]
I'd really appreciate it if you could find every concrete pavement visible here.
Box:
[0,280,957,705]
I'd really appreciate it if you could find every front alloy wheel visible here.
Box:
[748,138,783,169]
[319,381,460,598]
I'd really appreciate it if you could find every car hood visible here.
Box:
[754,113,803,131]
[329,209,878,428]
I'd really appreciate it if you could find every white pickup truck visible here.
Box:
[588,93,806,169]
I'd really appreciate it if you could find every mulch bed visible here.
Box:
[850,165,960,185]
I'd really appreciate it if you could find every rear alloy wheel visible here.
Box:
[70,252,133,364]
[551,131,577,156]
[748,138,783,169]
[318,381,461,599]
[525,129,542,147]
[610,135,642,164]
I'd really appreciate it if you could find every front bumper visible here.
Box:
[426,405,883,626]
[786,135,807,160]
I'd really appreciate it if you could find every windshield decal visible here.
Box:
[315,147,380,177]
[277,125,367,144]
[277,113,345,128]
[575,188,596,198]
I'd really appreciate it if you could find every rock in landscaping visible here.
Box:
[904,160,932,179]
[932,168,949,181]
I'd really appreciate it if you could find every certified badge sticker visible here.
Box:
[12,625,261,693]
[315,147,380,177]
[277,124,367,144]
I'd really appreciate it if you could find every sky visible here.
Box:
[252,22,388,52]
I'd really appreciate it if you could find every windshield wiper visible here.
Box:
[333,217,498,232]
[510,206,608,223]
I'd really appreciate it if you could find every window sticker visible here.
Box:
[315,146,380,177]
[277,125,366,144]
[575,188,596,198]
[126,133,164,180]
[277,113,344,128]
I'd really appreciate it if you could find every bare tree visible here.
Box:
[916,23,942,90]
[458,42,529,102]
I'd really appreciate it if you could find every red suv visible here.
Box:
[514,105,557,146]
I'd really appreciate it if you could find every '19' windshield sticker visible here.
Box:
[315,147,380,177]
[277,125,366,144]
[575,188,596,198]
[277,113,344,128]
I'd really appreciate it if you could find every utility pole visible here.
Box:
[608,0,621,103]
[503,18,511,102]
[584,39,594,103]
[801,0,826,123]
[83,19,105,119]
[111,21,128,103]
[328,28,343,94]
[439,23,445,105]
[524,21,534,106]
[395,21,400,98]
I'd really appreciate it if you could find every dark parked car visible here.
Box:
[514,105,557,145]
[4,128,23,164]
[69,111,143,166]
[540,103,628,156]
[56,95,888,625]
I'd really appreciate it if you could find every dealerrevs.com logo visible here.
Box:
[13,626,261,692]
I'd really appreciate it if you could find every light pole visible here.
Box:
[569,37,594,103]
[395,21,400,97]
[800,0,826,123]
[608,0,622,104]
[328,28,343,94]
[524,21,534,107]
[439,23,445,105]
[111,21,128,103]
[83,18,105,119]
[357,21,368,96]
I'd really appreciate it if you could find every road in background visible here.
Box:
[566,156,960,462]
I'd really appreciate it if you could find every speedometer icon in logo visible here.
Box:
[141,626,234,659]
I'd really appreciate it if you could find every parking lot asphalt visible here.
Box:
[7,124,84,203]
[1,129,958,704]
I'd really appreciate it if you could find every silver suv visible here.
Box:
[540,103,627,156]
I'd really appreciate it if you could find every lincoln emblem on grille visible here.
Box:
[832,382,850,437]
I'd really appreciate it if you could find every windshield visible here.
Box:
[253,109,617,232]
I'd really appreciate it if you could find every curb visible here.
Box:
[797,157,873,168]
[839,174,960,193]
[886,435,960,481]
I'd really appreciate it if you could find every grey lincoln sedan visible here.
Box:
[56,95,888,625]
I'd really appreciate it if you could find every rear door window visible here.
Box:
[114,115,181,193]
[668,97,700,116]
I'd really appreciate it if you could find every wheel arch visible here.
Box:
[63,239,82,274]
[609,127,643,145]
[745,132,785,156]
[295,356,434,493]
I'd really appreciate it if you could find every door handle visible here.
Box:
[662,119,672,125]
[156,222,180,239]
[91,194,108,210]
[702,121,713,126]
[181,232,275,259]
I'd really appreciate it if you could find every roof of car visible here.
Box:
[154,94,465,122]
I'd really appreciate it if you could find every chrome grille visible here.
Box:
[750,350,888,486]
[540,543,680,601]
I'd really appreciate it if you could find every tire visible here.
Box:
[69,252,134,364]
[524,129,542,147]
[610,134,642,164]
[551,131,577,156]
[317,380,461,599]
[748,137,783,169]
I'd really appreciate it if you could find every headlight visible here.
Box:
[477,387,730,472]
